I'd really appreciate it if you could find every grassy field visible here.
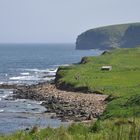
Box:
[1,118,140,140]
[56,47,140,118]
[1,47,140,139]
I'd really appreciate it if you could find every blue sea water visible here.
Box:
[0,44,102,134]
[0,44,102,85]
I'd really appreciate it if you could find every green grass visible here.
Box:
[1,118,140,140]
[56,47,140,118]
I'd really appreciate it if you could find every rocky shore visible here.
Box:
[11,82,108,122]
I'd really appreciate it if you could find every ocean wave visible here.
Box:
[36,101,43,105]
[7,68,57,85]
[9,76,39,81]
[0,94,9,98]
[9,75,55,81]
[7,81,20,84]
[61,64,70,66]
[43,77,55,81]
[24,68,50,73]
[14,99,43,105]
[52,64,70,67]
[0,109,4,113]
[8,91,13,94]
[23,68,58,73]
[20,72,30,76]
[0,90,12,99]
[14,99,26,102]
[0,82,4,85]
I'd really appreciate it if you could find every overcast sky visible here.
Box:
[0,0,140,43]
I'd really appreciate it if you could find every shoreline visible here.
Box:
[11,82,108,122]
[0,51,108,123]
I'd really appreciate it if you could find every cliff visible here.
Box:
[76,22,140,50]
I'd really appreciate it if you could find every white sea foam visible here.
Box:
[7,81,20,84]
[14,99,26,102]
[9,76,39,81]
[14,99,43,105]
[45,73,56,77]
[38,72,56,78]
[0,91,10,98]
[48,68,58,73]
[61,64,70,66]
[0,94,9,98]
[36,101,43,105]
[9,91,13,94]
[9,68,57,85]
[0,82,4,85]
[24,68,49,72]
[0,109,4,112]
[24,68,58,73]
[20,72,30,76]
[43,77,55,81]
[53,64,70,67]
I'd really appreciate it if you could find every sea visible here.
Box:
[0,43,102,134]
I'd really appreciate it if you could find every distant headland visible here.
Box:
[76,22,140,50]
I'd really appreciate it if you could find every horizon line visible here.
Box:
[0,42,75,44]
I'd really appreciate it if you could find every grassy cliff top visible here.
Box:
[56,47,140,118]
[87,22,140,34]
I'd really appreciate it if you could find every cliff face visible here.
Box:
[76,23,140,50]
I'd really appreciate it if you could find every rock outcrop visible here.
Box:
[76,23,140,50]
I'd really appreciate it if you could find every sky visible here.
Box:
[0,0,140,43]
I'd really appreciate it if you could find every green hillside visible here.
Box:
[56,47,140,118]
[76,23,140,50]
